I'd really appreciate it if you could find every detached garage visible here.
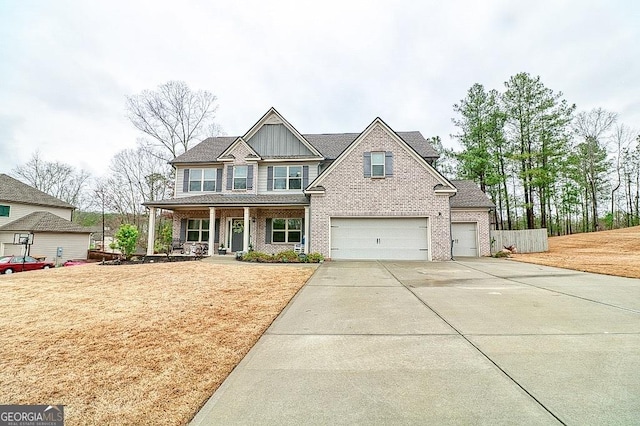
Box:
[330,217,430,261]
[0,211,91,262]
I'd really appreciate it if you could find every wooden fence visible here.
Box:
[490,229,548,254]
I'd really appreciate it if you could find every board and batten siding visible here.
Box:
[257,163,319,194]
[490,229,549,254]
[0,203,72,227]
[247,124,315,157]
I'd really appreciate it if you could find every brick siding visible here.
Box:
[309,123,453,260]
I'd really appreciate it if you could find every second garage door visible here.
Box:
[330,217,429,260]
[451,222,478,257]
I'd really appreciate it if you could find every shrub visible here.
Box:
[240,251,274,263]
[305,252,324,263]
[114,224,139,260]
[239,250,325,264]
[274,250,300,263]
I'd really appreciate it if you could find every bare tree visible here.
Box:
[126,81,218,161]
[610,124,635,228]
[12,151,91,208]
[96,146,172,247]
[572,108,617,231]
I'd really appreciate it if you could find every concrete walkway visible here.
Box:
[191,259,640,425]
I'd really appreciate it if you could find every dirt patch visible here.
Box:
[0,261,316,425]
[512,225,640,279]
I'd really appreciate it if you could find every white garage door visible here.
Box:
[452,222,478,257]
[331,218,429,260]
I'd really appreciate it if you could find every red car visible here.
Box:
[0,255,55,274]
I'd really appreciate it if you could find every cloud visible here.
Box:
[0,0,638,177]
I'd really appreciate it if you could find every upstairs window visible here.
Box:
[273,166,302,190]
[371,152,385,177]
[233,166,248,190]
[363,151,393,178]
[0,205,9,217]
[189,169,216,192]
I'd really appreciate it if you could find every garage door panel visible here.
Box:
[452,222,478,257]
[331,218,429,261]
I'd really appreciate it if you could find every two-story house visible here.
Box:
[144,108,494,261]
[0,174,91,261]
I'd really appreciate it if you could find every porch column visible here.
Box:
[146,207,156,255]
[304,206,310,254]
[243,207,250,252]
[208,207,216,256]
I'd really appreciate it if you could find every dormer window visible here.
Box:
[273,166,302,190]
[233,166,248,190]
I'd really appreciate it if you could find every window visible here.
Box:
[371,152,385,177]
[273,166,302,190]
[233,166,248,190]
[187,219,210,242]
[189,168,216,192]
[272,218,302,243]
[0,205,9,217]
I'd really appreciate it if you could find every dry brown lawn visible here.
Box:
[0,261,316,425]
[512,225,640,278]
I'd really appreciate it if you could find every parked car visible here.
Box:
[0,255,55,274]
[63,259,89,267]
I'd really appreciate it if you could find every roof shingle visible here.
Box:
[0,211,92,233]
[450,180,496,209]
[0,174,74,209]
[171,131,439,164]
[145,193,309,208]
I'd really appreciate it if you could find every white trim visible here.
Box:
[227,217,244,251]
[272,165,303,191]
[451,221,479,257]
[233,165,249,190]
[328,215,432,261]
[146,207,156,255]
[216,137,262,161]
[370,151,385,177]
[308,118,456,191]
[208,207,215,256]
[260,157,321,163]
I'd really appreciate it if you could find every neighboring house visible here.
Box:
[0,174,91,261]
[144,108,495,260]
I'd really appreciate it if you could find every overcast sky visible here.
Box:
[1,0,638,177]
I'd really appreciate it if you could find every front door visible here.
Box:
[230,218,244,252]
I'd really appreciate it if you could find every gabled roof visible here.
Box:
[308,117,456,191]
[450,180,496,209]
[216,137,262,161]
[171,131,439,165]
[303,131,439,161]
[242,108,323,158]
[0,211,91,233]
[171,137,236,164]
[0,174,74,209]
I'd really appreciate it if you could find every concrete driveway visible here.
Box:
[191,259,640,425]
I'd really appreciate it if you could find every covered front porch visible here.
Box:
[145,195,310,256]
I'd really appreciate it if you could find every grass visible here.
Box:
[512,225,640,278]
[0,261,316,425]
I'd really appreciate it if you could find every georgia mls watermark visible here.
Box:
[0,405,64,426]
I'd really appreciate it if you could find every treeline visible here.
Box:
[11,81,220,247]
[445,72,639,235]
